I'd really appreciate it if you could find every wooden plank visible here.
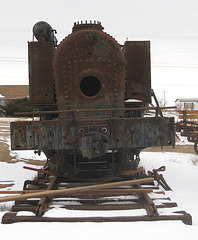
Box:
[0,177,153,203]
[181,116,198,119]
[0,190,43,194]
[179,110,198,114]
[179,115,198,119]
[178,110,198,121]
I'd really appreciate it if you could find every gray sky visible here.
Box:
[0,0,198,104]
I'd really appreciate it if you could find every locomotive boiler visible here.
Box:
[10,21,175,177]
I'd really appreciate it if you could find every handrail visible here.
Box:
[14,106,176,116]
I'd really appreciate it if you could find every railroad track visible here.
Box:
[1,166,192,225]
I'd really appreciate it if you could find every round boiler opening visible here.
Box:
[80,76,101,97]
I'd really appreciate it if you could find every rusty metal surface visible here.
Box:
[53,22,125,118]
[72,21,104,32]
[11,117,175,154]
[11,21,176,176]
[28,41,56,109]
[123,41,151,103]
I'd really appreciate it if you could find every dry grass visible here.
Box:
[143,144,195,154]
[0,183,14,189]
[0,142,17,163]
[0,119,18,163]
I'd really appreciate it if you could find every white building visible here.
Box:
[175,98,198,111]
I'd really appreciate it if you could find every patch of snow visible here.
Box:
[43,207,147,218]
[125,99,142,102]
[17,211,35,216]
[11,150,46,161]
[0,162,37,189]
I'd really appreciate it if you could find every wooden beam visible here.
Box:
[179,115,198,119]
[0,177,153,203]
[0,190,43,194]
[179,110,198,114]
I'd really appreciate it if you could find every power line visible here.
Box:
[152,65,198,69]
[0,44,25,47]
[0,57,27,63]
[0,57,26,59]
[0,60,26,63]
[154,83,198,86]
[0,55,198,69]
[0,76,27,78]
[0,27,29,32]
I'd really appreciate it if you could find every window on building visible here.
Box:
[184,102,193,110]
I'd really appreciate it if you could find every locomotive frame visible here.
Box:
[10,21,175,177]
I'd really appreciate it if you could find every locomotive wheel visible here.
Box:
[194,141,198,154]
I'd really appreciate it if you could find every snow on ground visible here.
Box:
[10,150,46,162]
[140,152,198,225]
[0,153,198,240]
[0,118,198,239]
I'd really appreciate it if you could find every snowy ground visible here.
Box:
[0,118,198,240]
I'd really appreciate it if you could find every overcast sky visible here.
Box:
[0,0,198,104]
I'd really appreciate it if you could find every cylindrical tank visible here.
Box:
[33,21,55,42]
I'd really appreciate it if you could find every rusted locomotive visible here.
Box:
[10,21,175,177]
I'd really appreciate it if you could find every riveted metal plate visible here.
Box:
[123,41,151,103]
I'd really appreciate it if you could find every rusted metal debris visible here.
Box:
[35,176,58,216]
[1,166,192,225]
[148,166,172,191]
[2,212,192,225]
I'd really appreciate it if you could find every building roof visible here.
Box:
[0,85,29,99]
[175,98,198,103]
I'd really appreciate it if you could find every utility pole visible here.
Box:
[163,91,167,107]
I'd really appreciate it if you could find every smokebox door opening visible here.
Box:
[80,76,101,97]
